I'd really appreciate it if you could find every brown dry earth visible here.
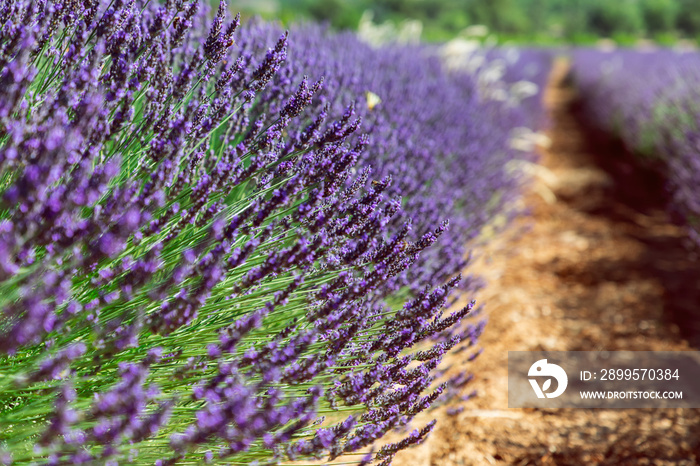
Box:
[394,60,700,465]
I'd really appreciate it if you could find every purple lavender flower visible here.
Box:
[0,1,548,464]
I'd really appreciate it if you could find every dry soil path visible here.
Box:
[395,60,700,466]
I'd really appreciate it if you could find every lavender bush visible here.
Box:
[571,49,700,245]
[0,1,547,464]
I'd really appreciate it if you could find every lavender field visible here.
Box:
[1,1,700,465]
[571,48,700,247]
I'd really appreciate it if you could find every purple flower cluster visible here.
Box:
[571,49,700,245]
[232,22,550,293]
[0,1,547,464]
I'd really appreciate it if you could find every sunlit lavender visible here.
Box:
[0,1,548,464]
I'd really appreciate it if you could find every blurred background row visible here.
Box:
[231,0,700,45]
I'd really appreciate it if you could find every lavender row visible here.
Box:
[483,47,553,128]
[0,1,548,464]
[571,49,700,245]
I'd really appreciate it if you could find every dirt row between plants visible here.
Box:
[394,59,700,466]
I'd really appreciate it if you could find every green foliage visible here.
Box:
[234,0,700,44]
[294,0,365,29]
[653,31,678,45]
[585,0,643,37]
[641,0,678,35]
[465,0,530,35]
[676,0,700,35]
